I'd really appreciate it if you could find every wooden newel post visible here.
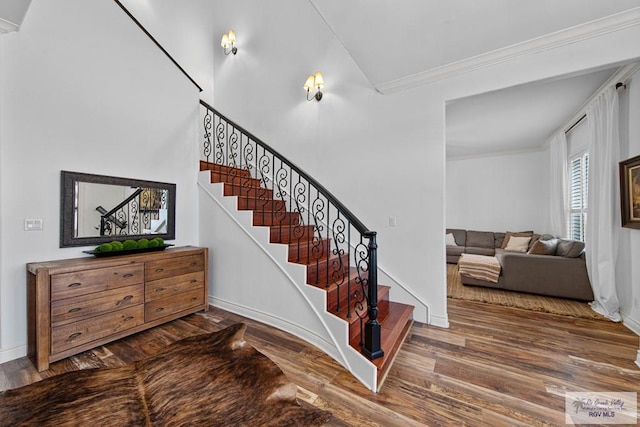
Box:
[362,231,384,360]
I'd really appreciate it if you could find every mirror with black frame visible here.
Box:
[60,171,176,247]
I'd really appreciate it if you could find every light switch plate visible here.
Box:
[25,218,43,231]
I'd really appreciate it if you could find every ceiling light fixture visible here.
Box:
[221,30,237,55]
[303,72,324,101]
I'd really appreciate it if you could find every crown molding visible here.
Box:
[376,7,640,95]
[0,17,19,35]
[446,145,545,162]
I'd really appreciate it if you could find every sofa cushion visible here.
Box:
[504,236,531,252]
[447,246,465,257]
[466,230,494,248]
[528,238,559,255]
[466,247,495,256]
[528,234,541,250]
[501,231,534,249]
[494,232,506,249]
[446,229,466,246]
[555,239,585,258]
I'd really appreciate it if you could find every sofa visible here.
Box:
[446,228,594,301]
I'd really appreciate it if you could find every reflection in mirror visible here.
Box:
[61,171,176,247]
[76,183,168,238]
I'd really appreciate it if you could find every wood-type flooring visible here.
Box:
[1,299,639,426]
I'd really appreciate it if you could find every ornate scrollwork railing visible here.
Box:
[200,100,383,360]
[98,188,167,237]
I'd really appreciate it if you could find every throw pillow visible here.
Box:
[466,231,494,248]
[527,238,559,255]
[555,239,585,258]
[504,236,531,252]
[445,233,457,246]
[501,231,534,249]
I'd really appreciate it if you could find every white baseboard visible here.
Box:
[0,344,27,364]
[621,312,640,336]
[429,314,450,328]
[208,296,343,364]
[620,313,640,370]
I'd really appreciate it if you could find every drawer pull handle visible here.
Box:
[155,307,164,313]
[123,316,134,321]
[68,307,82,313]
[190,297,198,301]
[190,262,197,267]
[155,268,164,273]
[155,287,165,292]
[68,332,82,340]
[123,273,133,278]
[116,295,134,306]
[68,282,82,288]
[190,279,197,283]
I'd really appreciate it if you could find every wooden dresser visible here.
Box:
[27,246,208,371]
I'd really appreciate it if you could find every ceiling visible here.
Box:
[445,67,619,159]
[0,0,33,33]
[310,0,640,159]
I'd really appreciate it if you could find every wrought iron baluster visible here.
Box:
[203,108,212,162]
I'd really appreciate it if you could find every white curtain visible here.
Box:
[585,87,621,322]
[549,132,568,238]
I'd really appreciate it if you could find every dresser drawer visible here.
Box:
[145,254,204,282]
[145,289,204,322]
[51,264,144,301]
[145,271,205,302]
[51,305,144,354]
[51,284,144,326]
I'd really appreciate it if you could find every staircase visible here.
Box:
[198,102,413,391]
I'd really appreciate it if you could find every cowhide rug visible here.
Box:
[0,323,332,426]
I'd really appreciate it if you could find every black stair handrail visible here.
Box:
[112,0,202,92]
[200,100,383,360]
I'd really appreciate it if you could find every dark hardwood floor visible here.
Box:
[1,299,639,426]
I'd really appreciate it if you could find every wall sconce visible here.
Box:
[303,72,324,101]
[221,30,237,55]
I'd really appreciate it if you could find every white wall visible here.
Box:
[0,0,200,360]
[618,68,640,337]
[446,150,548,233]
[118,0,215,103]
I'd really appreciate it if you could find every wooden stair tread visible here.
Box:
[237,197,285,211]
[348,301,413,389]
[287,238,331,264]
[268,225,315,244]
[327,284,390,321]
[200,160,251,177]
[306,266,360,289]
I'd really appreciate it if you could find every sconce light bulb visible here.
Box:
[303,75,315,91]
[227,29,236,45]
[221,33,229,48]
[314,72,324,90]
